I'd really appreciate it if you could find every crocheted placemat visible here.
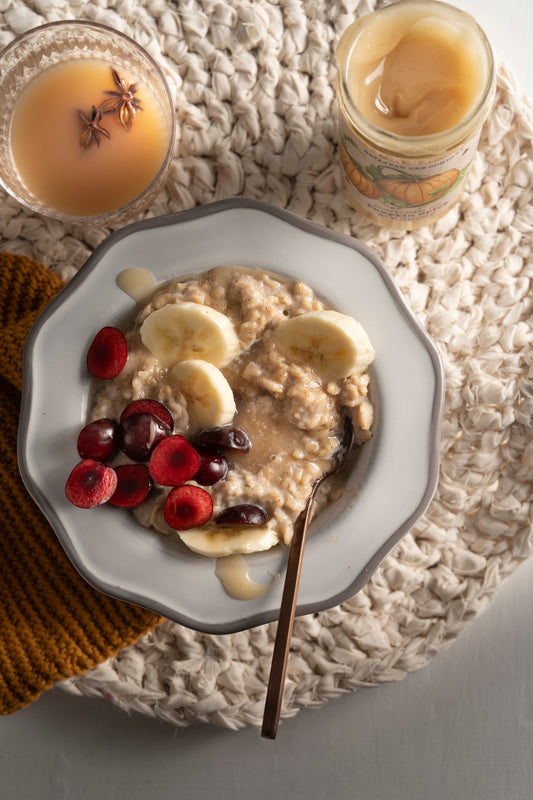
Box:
[2,0,532,730]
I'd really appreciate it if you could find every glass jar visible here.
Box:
[336,0,495,228]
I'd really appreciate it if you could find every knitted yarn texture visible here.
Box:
[0,254,162,715]
[1,0,532,730]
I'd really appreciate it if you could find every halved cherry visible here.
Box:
[149,435,201,486]
[65,459,117,508]
[87,326,127,380]
[108,464,152,508]
[164,484,213,530]
[120,399,174,432]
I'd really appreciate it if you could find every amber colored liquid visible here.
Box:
[10,59,171,216]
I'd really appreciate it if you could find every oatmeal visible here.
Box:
[88,265,375,557]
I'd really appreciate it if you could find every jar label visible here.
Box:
[338,118,481,225]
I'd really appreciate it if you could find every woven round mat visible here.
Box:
[2,0,532,730]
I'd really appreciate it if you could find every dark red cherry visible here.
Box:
[108,464,152,508]
[216,504,268,526]
[164,485,213,530]
[87,326,127,380]
[149,435,201,486]
[193,445,228,486]
[119,412,171,462]
[195,426,251,453]
[65,459,117,508]
[120,399,174,432]
[77,418,119,461]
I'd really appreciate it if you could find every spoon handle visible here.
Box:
[261,486,318,739]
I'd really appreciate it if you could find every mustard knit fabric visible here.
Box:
[0,253,162,714]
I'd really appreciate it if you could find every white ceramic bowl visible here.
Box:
[18,200,444,633]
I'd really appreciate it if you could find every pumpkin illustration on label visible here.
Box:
[375,168,460,206]
[340,144,383,199]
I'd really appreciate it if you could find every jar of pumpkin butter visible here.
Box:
[336,0,495,227]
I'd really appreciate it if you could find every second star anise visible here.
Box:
[98,68,143,131]
[78,106,111,149]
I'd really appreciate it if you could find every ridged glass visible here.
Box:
[0,21,175,225]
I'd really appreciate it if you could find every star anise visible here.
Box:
[78,105,111,149]
[98,68,143,131]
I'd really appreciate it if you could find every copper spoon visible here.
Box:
[261,416,355,739]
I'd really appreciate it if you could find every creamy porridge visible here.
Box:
[87,265,375,558]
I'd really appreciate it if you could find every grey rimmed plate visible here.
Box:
[18,199,444,634]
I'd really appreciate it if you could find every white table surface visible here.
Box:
[2,2,532,799]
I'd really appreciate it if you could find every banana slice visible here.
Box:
[140,302,240,367]
[179,524,278,557]
[171,358,236,433]
[272,309,375,380]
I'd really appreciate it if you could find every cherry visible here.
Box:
[119,412,171,462]
[194,444,228,486]
[108,464,152,508]
[149,435,201,486]
[216,504,268,526]
[195,426,251,453]
[65,459,117,508]
[120,399,174,432]
[87,326,127,380]
[164,485,213,530]
[77,418,119,461]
